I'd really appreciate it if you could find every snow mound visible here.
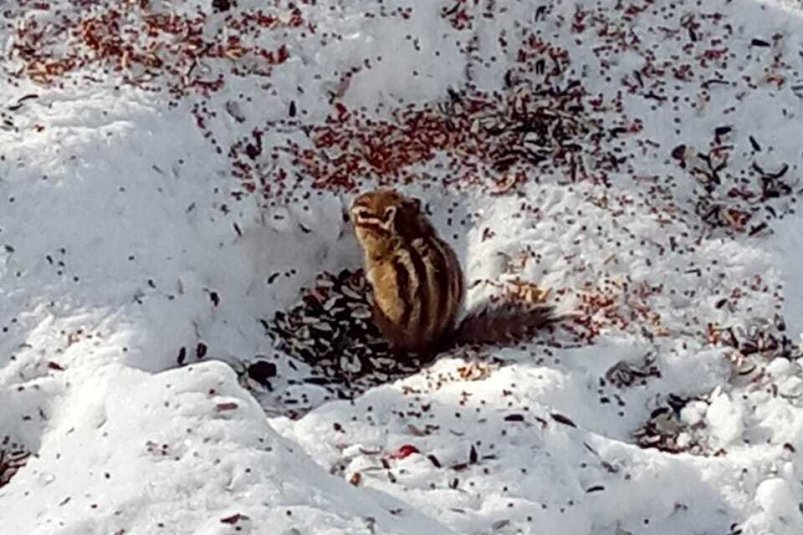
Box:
[1,0,803,534]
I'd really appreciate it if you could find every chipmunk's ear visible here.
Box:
[382,205,397,226]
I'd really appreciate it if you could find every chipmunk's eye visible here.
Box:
[351,206,372,220]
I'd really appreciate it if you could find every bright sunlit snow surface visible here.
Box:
[1,1,803,534]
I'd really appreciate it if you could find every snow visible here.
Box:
[4,361,451,534]
[1,0,803,534]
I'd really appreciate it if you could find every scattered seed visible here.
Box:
[550,413,577,428]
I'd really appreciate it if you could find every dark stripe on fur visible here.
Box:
[393,256,413,327]
[405,244,430,336]
[448,248,464,330]
[424,240,452,338]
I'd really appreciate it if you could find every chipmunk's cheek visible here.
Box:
[353,226,377,247]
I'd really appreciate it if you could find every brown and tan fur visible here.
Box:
[349,188,554,358]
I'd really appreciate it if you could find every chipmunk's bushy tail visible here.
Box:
[453,302,557,346]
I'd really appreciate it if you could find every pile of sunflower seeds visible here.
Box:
[265,269,423,393]
[633,395,708,455]
[714,315,803,380]
[0,436,31,488]
[604,354,661,388]
[441,81,608,177]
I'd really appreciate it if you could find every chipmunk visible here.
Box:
[349,188,555,359]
